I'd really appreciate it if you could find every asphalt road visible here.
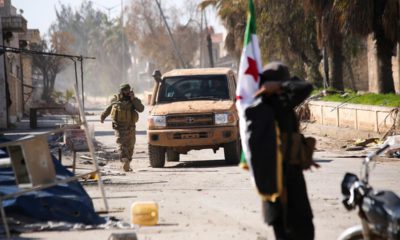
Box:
[21,106,400,240]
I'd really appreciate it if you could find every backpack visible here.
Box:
[110,96,139,125]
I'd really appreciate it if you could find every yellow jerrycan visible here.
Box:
[130,201,158,226]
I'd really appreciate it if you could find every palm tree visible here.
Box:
[303,0,344,90]
[333,0,398,93]
[201,0,323,85]
[258,0,323,86]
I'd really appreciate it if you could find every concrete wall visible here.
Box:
[308,100,396,134]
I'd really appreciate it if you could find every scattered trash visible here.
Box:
[1,216,132,235]
[383,135,400,158]
[340,92,349,98]
[99,162,107,166]
[384,135,400,146]
[79,179,112,185]
[65,129,89,151]
[81,154,107,161]
[108,232,138,240]
[81,172,99,181]
[345,146,365,151]
[354,138,380,147]
[82,160,93,165]
[344,138,383,151]
[386,148,400,158]
[81,155,93,160]
[102,171,126,177]
[0,153,105,230]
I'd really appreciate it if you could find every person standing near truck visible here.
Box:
[246,62,318,240]
[100,83,144,172]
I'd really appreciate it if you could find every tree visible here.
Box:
[333,0,399,93]
[51,1,131,96]
[31,31,74,101]
[258,0,323,85]
[125,0,200,72]
[303,0,345,90]
[200,0,323,85]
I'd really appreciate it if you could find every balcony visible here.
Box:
[1,15,27,32]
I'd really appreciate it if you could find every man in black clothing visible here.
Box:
[245,61,318,240]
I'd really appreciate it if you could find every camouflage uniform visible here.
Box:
[100,84,144,171]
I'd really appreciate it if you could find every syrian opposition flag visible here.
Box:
[236,0,263,169]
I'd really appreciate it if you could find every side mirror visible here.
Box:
[341,173,359,196]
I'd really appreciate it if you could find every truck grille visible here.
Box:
[166,114,214,127]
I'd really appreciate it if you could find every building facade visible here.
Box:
[0,0,39,128]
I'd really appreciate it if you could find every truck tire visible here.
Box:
[224,140,241,164]
[167,149,180,162]
[149,144,166,168]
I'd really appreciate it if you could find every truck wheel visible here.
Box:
[149,144,166,168]
[167,149,180,162]
[224,140,241,164]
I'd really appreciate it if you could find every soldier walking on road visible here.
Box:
[100,83,144,172]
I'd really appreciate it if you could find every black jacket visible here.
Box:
[245,78,313,198]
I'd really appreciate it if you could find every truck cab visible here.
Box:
[147,68,241,168]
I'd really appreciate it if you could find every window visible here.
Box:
[157,75,230,103]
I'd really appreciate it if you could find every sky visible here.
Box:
[12,0,225,36]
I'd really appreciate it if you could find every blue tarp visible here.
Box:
[0,137,105,225]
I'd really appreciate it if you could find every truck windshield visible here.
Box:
[157,75,230,103]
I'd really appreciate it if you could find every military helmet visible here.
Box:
[119,83,131,91]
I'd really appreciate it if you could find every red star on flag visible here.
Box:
[244,57,259,83]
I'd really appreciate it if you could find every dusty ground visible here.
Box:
[17,107,400,240]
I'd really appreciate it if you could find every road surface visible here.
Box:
[21,106,400,240]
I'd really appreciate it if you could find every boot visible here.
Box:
[121,158,132,172]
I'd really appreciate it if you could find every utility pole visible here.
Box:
[154,0,186,68]
[121,0,125,83]
[204,11,214,68]
[0,18,7,129]
[200,12,203,68]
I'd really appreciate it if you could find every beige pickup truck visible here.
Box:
[147,68,241,168]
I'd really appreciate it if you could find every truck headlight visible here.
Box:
[214,113,229,125]
[148,115,167,128]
